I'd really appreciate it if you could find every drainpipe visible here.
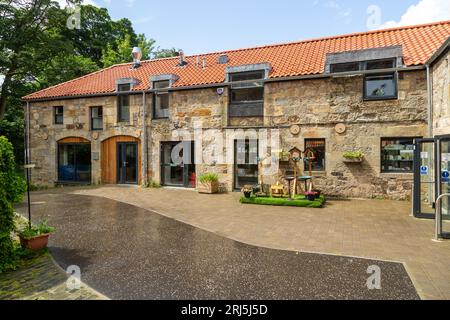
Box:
[142,92,148,186]
[426,64,433,138]
[25,102,30,165]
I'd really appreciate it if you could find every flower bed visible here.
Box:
[240,195,326,208]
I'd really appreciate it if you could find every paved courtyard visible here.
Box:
[15,191,418,300]
[67,186,450,300]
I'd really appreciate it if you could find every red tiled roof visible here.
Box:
[23,20,450,101]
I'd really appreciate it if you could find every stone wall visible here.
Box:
[28,69,428,200]
[432,49,450,136]
[28,94,147,186]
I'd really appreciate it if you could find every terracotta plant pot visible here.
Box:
[20,234,50,251]
[197,181,219,194]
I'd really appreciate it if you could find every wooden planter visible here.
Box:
[197,181,219,194]
[20,234,50,251]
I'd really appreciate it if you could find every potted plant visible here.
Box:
[343,151,365,163]
[18,219,55,251]
[241,186,253,199]
[305,191,318,201]
[197,173,219,194]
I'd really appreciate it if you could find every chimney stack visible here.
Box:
[131,47,142,69]
[178,50,187,66]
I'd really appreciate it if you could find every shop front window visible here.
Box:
[304,139,326,172]
[381,137,417,173]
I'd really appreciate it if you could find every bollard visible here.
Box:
[435,193,450,241]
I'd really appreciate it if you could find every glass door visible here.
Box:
[234,139,259,190]
[438,137,450,234]
[413,139,436,218]
[160,142,196,188]
[117,143,138,184]
[58,143,91,183]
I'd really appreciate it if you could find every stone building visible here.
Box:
[22,21,450,200]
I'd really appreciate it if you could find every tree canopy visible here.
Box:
[0,0,179,165]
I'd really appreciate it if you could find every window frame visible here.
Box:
[363,72,398,101]
[304,138,326,172]
[228,71,265,118]
[54,106,64,125]
[152,80,171,120]
[380,137,421,173]
[117,93,130,123]
[90,106,103,131]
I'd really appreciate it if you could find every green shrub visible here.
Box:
[143,180,161,188]
[343,151,365,160]
[0,136,27,273]
[199,173,219,184]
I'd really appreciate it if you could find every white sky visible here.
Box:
[380,0,450,29]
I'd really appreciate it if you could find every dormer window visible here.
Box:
[330,58,396,73]
[229,71,265,118]
[117,83,131,92]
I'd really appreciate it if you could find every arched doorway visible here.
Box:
[57,137,91,183]
[101,136,141,185]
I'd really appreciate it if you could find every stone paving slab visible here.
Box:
[0,253,107,300]
[65,186,450,300]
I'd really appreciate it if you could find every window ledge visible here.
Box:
[306,171,327,177]
[380,172,413,179]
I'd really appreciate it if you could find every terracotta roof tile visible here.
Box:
[24,20,450,101]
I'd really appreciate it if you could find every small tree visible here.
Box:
[0,136,26,272]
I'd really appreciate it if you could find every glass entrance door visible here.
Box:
[58,143,91,183]
[117,143,138,184]
[438,137,450,234]
[234,139,259,190]
[160,142,196,188]
[413,139,436,218]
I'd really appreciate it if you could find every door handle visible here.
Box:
[123,162,128,167]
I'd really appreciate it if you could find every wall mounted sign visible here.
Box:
[335,123,346,134]
[217,88,225,95]
[442,171,450,183]
[420,166,429,175]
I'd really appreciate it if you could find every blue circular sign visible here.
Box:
[443,171,450,179]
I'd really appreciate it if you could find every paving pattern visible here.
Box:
[69,186,450,300]
[0,253,106,300]
[15,192,419,300]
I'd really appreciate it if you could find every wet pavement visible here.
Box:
[15,193,419,300]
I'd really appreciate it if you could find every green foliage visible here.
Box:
[199,173,219,184]
[0,136,27,273]
[153,48,180,59]
[18,219,55,240]
[240,195,326,208]
[143,180,161,188]
[343,151,365,160]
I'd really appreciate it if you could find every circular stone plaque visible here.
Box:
[91,132,99,140]
[290,124,301,136]
[335,123,347,134]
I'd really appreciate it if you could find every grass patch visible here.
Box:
[240,195,326,208]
